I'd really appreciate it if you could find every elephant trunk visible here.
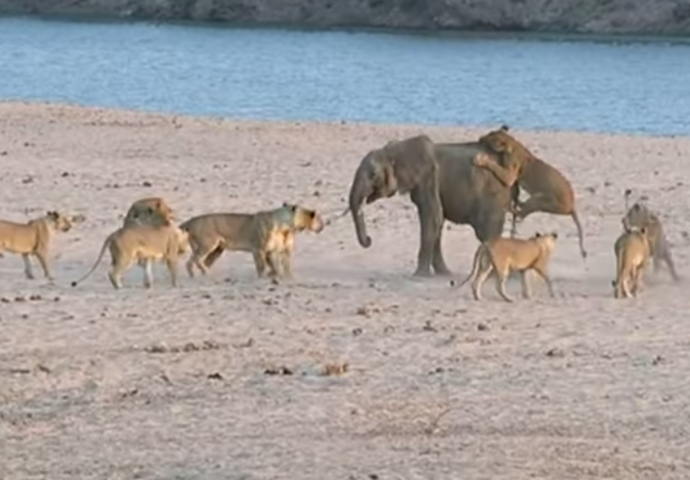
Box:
[349,169,373,248]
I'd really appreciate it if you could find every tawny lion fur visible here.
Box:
[612,226,652,299]
[456,232,559,302]
[71,223,190,290]
[0,211,83,280]
[621,189,679,282]
[123,197,175,227]
[180,203,324,280]
[473,125,587,259]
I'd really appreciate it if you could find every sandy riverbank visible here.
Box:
[1,101,690,479]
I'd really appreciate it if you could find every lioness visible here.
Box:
[181,203,325,280]
[70,223,190,290]
[456,232,559,302]
[0,211,82,280]
[123,197,175,227]
[473,125,587,259]
[621,189,679,282]
[612,226,651,299]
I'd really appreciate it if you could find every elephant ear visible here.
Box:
[383,134,437,194]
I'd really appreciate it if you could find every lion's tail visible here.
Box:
[456,243,486,290]
[70,233,113,287]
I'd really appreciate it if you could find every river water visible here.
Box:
[1,16,689,136]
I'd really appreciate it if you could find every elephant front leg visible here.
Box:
[412,193,442,278]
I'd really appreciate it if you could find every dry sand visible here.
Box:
[1,101,690,480]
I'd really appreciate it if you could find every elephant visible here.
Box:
[348,133,519,277]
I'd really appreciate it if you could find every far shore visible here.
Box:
[1,0,689,37]
[3,12,690,45]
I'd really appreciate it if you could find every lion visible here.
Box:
[621,189,679,282]
[0,210,84,280]
[180,203,325,280]
[456,232,559,302]
[473,125,587,259]
[122,197,175,227]
[70,223,190,290]
[612,226,651,299]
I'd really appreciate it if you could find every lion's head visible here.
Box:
[622,202,657,232]
[125,197,175,227]
[531,231,559,255]
[44,210,79,232]
[621,190,658,232]
[282,203,325,233]
[479,125,536,163]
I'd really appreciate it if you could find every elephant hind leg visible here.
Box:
[431,227,452,276]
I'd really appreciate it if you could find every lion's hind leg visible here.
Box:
[631,259,647,297]
[471,262,493,301]
[108,251,133,290]
[494,268,515,303]
[619,266,633,298]
[187,239,221,278]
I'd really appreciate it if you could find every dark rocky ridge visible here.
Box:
[1,0,689,36]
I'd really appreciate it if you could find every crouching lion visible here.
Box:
[612,226,651,299]
[122,197,176,227]
[0,211,84,280]
[455,232,559,302]
[181,203,325,281]
[473,125,587,259]
[621,189,679,282]
[70,223,190,290]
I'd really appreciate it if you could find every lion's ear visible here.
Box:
[552,232,559,239]
[500,124,510,132]
[640,227,648,235]
[46,210,58,219]
[535,232,542,237]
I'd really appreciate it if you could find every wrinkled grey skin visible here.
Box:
[349,134,518,277]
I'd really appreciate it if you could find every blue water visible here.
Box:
[1,16,689,136]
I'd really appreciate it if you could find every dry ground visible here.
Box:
[1,101,690,480]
